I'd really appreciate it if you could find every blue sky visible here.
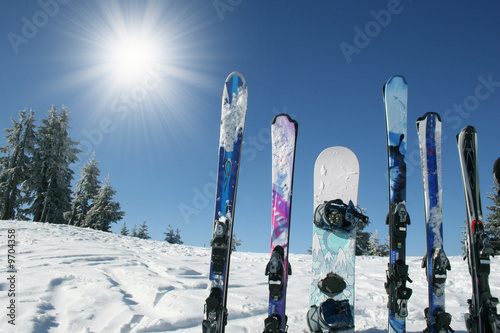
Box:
[1,1,499,256]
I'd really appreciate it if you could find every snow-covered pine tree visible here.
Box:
[367,230,389,256]
[164,224,183,244]
[28,106,81,224]
[0,109,36,220]
[486,185,500,254]
[137,219,151,239]
[121,222,129,236]
[64,153,101,226]
[82,175,124,232]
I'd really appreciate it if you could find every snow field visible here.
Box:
[1,221,499,332]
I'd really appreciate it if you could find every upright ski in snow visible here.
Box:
[307,147,368,333]
[416,112,452,333]
[263,114,298,333]
[383,75,412,333]
[203,72,248,333]
[457,126,500,333]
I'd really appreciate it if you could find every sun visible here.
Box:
[107,34,160,85]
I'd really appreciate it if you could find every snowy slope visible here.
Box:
[1,221,499,333]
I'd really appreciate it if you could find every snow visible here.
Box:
[2,221,500,332]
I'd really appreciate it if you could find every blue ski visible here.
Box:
[417,112,452,333]
[383,75,412,333]
[203,72,248,333]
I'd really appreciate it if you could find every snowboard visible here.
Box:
[457,126,500,333]
[383,75,412,333]
[263,114,298,333]
[307,146,365,333]
[416,112,452,333]
[203,72,248,333]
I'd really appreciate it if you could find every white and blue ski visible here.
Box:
[417,112,452,333]
[383,75,412,333]
[203,72,248,333]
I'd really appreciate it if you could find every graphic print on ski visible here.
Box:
[307,147,367,333]
[263,114,298,333]
[416,112,452,333]
[383,75,412,333]
[457,126,500,333]
[202,72,247,333]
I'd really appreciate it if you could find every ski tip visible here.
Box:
[416,112,442,123]
[271,113,298,130]
[383,75,407,101]
[225,71,246,85]
[456,125,477,143]
[384,75,407,87]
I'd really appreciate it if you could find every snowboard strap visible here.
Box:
[314,199,368,232]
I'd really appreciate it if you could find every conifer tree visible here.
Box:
[137,219,151,239]
[64,153,100,226]
[164,224,183,244]
[130,224,138,237]
[82,175,124,231]
[486,186,500,254]
[0,109,36,219]
[120,222,129,236]
[28,106,81,223]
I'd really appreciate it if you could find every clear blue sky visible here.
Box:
[1,1,499,256]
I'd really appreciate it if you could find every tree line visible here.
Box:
[0,106,186,244]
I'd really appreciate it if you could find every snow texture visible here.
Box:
[1,220,499,332]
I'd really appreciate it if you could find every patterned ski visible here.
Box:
[416,112,452,333]
[203,72,247,333]
[263,114,298,333]
[383,75,412,333]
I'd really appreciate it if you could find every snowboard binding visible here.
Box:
[307,299,354,332]
[265,245,291,301]
[210,216,229,275]
[314,199,368,233]
[202,287,226,333]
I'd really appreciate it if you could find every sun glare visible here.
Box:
[109,35,159,84]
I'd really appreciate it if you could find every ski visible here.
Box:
[203,72,248,333]
[457,126,500,333]
[307,147,368,333]
[416,112,452,333]
[383,75,412,333]
[263,114,298,333]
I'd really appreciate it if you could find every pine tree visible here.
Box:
[64,153,101,226]
[82,175,124,231]
[485,185,500,254]
[137,219,151,239]
[28,106,81,223]
[130,224,138,237]
[0,109,36,220]
[120,222,129,236]
[164,224,183,244]
[367,230,389,256]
